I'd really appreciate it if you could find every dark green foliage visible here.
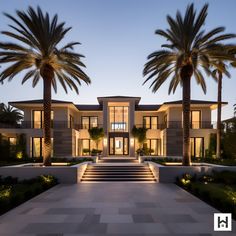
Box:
[205,133,216,158]
[222,118,236,159]
[0,134,27,160]
[0,104,23,125]
[0,175,57,215]
[176,172,236,219]
[132,126,147,149]
[88,127,104,150]
[91,149,102,156]
[136,147,154,156]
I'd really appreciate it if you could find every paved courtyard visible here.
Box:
[0,183,235,235]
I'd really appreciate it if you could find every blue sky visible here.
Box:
[0,0,236,120]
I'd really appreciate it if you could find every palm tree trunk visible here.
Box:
[216,72,222,159]
[181,65,193,166]
[41,65,53,166]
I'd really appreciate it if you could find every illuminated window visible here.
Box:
[191,111,201,129]
[191,137,204,158]
[81,116,98,129]
[143,116,158,129]
[109,106,129,132]
[31,137,53,158]
[32,110,54,129]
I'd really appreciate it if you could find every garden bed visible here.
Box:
[0,157,94,167]
[145,157,236,166]
[176,171,236,219]
[0,175,57,215]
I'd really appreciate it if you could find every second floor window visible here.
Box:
[143,116,158,129]
[191,110,201,129]
[81,116,98,129]
[32,110,54,129]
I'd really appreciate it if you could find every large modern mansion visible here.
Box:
[0,96,225,159]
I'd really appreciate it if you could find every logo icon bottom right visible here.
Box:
[214,213,232,231]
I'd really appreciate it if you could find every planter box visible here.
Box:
[0,162,91,184]
[147,161,236,183]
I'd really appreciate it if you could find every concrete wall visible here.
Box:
[147,161,236,183]
[0,162,91,184]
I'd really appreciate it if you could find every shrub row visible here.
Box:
[176,172,236,219]
[0,175,57,215]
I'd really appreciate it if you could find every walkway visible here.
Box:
[0,183,235,235]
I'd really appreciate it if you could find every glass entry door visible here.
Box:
[109,137,129,155]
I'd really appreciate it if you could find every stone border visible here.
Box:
[0,162,92,184]
[146,161,236,183]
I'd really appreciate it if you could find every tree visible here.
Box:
[211,61,231,158]
[234,104,236,117]
[131,126,147,149]
[88,127,104,151]
[0,103,23,126]
[0,7,90,165]
[143,3,235,166]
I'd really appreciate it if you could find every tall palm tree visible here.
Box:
[0,7,90,165]
[0,103,23,125]
[211,61,231,158]
[143,3,235,165]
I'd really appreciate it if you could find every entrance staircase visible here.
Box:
[81,164,156,182]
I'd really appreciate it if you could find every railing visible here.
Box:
[135,121,216,130]
[0,121,104,130]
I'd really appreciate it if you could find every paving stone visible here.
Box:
[100,214,133,223]
[132,214,154,223]
[0,183,235,235]
[45,207,95,215]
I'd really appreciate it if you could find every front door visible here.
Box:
[109,137,129,155]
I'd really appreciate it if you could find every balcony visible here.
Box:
[0,121,103,130]
[135,121,216,130]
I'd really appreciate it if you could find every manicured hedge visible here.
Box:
[176,171,236,219]
[0,175,57,215]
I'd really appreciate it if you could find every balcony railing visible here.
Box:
[135,121,216,130]
[0,121,103,130]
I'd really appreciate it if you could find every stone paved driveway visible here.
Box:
[0,183,235,235]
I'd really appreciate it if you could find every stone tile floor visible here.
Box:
[0,183,235,235]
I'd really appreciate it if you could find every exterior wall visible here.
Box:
[1,100,218,158]
[190,129,216,154]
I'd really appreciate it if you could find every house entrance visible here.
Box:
[109,137,129,155]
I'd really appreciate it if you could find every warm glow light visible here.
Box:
[130,138,134,146]
[103,137,107,146]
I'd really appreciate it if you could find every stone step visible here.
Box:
[81,163,156,182]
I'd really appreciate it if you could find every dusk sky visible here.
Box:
[0,0,236,120]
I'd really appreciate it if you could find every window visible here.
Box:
[109,106,129,132]
[190,137,204,158]
[81,139,96,155]
[8,137,16,145]
[143,139,161,155]
[31,137,53,158]
[191,110,201,129]
[143,116,158,129]
[32,110,54,129]
[81,116,98,129]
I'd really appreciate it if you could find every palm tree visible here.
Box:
[143,3,235,165]
[211,61,231,158]
[0,7,90,165]
[0,103,23,125]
